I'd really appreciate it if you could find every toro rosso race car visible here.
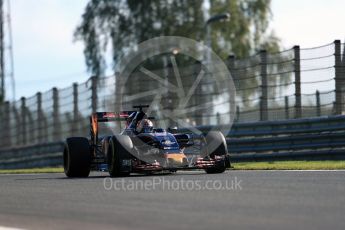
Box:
[63,105,230,177]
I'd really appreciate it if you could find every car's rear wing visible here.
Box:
[90,111,136,146]
[92,112,136,122]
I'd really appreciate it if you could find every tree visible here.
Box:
[209,0,279,57]
[74,0,280,76]
[75,0,204,76]
[75,0,286,122]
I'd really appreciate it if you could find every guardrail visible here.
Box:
[2,40,345,151]
[229,115,345,161]
[0,142,64,169]
[1,116,345,169]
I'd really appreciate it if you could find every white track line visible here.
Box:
[0,226,27,230]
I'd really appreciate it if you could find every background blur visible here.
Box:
[1,0,345,100]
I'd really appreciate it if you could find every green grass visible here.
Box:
[0,167,63,174]
[0,161,345,174]
[232,160,345,170]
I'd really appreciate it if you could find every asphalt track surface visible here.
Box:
[0,170,345,230]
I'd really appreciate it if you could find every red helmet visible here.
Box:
[137,119,154,133]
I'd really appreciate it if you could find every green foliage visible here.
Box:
[233,160,345,170]
[210,0,279,58]
[75,0,204,75]
[74,0,280,75]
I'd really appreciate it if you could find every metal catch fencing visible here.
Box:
[0,40,345,150]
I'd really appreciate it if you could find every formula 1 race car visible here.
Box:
[63,105,230,177]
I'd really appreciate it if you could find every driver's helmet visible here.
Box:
[137,119,154,133]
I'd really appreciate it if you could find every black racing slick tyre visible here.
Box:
[205,159,226,174]
[63,137,91,177]
[205,131,228,157]
[225,154,231,168]
[108,135,133,177]
[204,131,228,174]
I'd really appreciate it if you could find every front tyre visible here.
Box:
[205,159,226,174]
[63,137,91,177]
[225,154,231,168]
[108,135,133,177]
[204,131,228,174]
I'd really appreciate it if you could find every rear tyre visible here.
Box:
[108,135,133,177]
[204,131,228,174]
[63,137,91,177]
